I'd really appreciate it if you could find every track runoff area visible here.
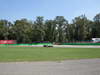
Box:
[0,40,100,48]
[0,40,100,62]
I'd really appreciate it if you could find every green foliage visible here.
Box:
[67,15,93,41]
[0,14,100,43]
[0,20,12,40]
[44,20,57,42]
[93,13,100,37]
[54,16,68,43]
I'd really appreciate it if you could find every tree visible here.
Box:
[33,16,45,41]
[44,20,57,42]
[54,16,68,43]
[93,13,100,37]
[68,15,93,42]
[0,20,12,40]
[0,14,99,43]
[12,19,33,43]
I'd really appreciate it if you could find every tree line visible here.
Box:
[0,13,100,43]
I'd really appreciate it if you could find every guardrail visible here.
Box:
[0,43,53,47]
[62,43,100,45]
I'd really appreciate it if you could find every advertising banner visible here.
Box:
[0,40,16,44]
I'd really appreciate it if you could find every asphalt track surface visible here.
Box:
[54,45,100,48]
[31,45,100,48]
[0,59,100,75]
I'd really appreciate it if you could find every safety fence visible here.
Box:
[62,43,100,45]
[0,43,53,47]
[0,43,100,47]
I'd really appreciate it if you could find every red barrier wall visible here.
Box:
[0,40,16,44]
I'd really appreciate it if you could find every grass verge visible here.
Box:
[0,47,100,62]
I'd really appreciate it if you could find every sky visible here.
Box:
[0,0,100,22]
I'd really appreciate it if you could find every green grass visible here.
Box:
[0,47,100,62]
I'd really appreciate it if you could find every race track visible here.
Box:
[0,59,100,75]
[53,45,100,48]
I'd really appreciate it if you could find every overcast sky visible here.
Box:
[0,0,100,22]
